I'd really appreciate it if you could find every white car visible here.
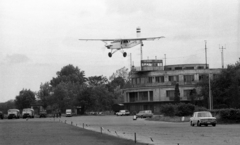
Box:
[22,108,34,118]
[190,111,216,127]
[116,110,130,116]
[8,109,20,119]
[66,109,72,117]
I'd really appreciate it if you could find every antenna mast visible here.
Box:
[205,40,208,69]
[136,27,142,60]
[219,45,226,69]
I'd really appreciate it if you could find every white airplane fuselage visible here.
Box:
[107,40,141,50]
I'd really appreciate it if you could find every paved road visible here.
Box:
[59,115,240,145]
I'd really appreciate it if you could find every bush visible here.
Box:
[219,109,240,121]
[175,103,195,116]
[160,104,175,117]
[160,103,198,117]
[210,108,240,123]
[195,106,208,112]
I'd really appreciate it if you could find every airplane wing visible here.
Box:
[125,36,165,41]
[79,36,165,42]
[78,39,116,41]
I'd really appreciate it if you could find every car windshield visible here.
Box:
[8,109,18,112]
[197,112,212,117]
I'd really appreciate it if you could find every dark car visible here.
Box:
[39,110,47,118]
[0,111,4,119]
[136,110,153,118]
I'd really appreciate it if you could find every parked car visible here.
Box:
[66,109,72,117]
[39,110,47,118]
[0,111,4,119]
[22,108,34,118]
[136,110,153,118]
[8,109,20,119]
[116,110,130,116]
[190,111,216,127]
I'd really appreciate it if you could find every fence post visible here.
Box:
[134,132,136,143]
[83,123,84,129]
[101,127,102,134]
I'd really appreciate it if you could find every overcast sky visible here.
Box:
[0,0,239,102]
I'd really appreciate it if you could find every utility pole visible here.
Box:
[209,73,212,110]
[205,40,208,69]
[219,45,226,69]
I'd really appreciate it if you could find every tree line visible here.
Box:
[0,60,239,113]
[0,65,130,114]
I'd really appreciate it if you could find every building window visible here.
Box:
[199,74,208,81]
[156,76,164,83]
[132,78,136,85]
[184,89,195,100]
[139,91,148,101]
[129,92,138,102]
[166,90,175,101]
[150,91,153,101]
[148,77,153,83]
[184,75,194,82]
[185,67,194,70]
[197,66,204,69]
[169,75,179,82]
[141,77,146,84]
[175,67,182,70]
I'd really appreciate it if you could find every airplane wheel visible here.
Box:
[123,52,127,57]
[108,52,112,57]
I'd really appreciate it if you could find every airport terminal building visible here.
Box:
[123,59,222,114]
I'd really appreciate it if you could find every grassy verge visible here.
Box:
[147,115,191,122]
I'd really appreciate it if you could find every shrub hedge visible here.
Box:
[160,103,240,123]
[160,103,198,117]
[211,108,240,123]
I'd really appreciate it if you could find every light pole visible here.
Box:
[209,73,212,110]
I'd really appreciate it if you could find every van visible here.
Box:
[66,109,72,117]
[8,109,20,119]
[22,108,34,118]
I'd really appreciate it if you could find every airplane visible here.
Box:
[79,36,165,57]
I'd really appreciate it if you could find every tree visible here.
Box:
[0,100,15,113]
[37,82,52,109]
[197,60,240,109]
[189,89,197,104]
[50,64,86,87]
[15,89,36,110]
[87,75,108,87]
[109,67,129,82]
[76,87,95,114]
[174,83,180,102]
[211,61,240,108]
[49,64,87,112]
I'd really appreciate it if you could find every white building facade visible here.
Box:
[123,59,222,114]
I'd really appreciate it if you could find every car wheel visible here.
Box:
[212,123,216,127]
[197,121,201,127]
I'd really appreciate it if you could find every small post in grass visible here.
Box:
[134,132,136,143]
[100,127,102,134]
[83,123,84,129]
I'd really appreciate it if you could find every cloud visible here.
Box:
[2,54,31,64]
